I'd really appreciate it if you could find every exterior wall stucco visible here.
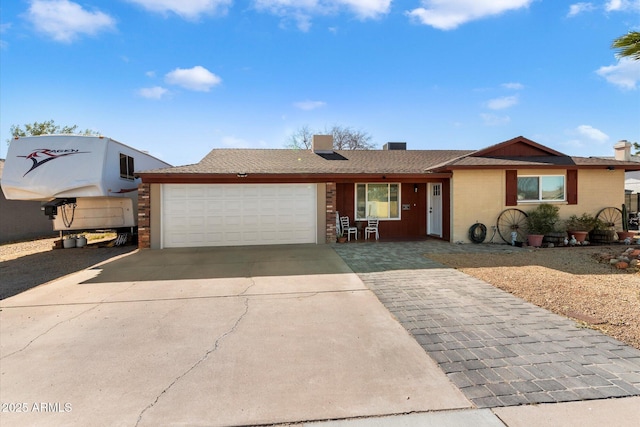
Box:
[0,195,55,243]
[451,170,505,243]
[451,169,626,243]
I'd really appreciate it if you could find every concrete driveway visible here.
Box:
[0,245,470,427]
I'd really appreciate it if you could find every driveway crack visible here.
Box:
[135,294,251,426]
[1,282,139,360]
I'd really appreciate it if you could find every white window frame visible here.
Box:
[517,174,566,202]
[355,183,401,221]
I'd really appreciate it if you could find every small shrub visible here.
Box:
[526,204,560,235]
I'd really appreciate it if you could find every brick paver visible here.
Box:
[333,240,640,408]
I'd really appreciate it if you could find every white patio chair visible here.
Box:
[340,216,358,241]
[364,218,379,240]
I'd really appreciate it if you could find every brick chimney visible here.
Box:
[614,140,631,161]
[312,135,333,153]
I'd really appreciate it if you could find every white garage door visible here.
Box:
[162,184,317,248]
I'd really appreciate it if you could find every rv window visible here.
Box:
[120,154,135,180]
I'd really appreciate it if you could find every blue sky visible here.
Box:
[1,0,639,166]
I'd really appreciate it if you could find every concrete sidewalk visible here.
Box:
[0,245,469,427]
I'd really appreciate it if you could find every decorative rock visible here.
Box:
[619,256,631,263]
[610,258,619,265]
[615,261,629,269]
[630,259,639,268]
[631,249,640,258]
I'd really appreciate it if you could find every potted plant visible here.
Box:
[589,217,615,244]
[336,229,347,243]
[526,204,560,247]
[564,213,598,243]
[617,204,636,241]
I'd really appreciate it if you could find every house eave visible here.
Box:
[138,172,453,184]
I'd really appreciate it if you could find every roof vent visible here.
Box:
[312,135,333,153]
[383,142,406,150]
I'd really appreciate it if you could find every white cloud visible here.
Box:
[164,66,222,91]
[566,125,610,149]
[126,0,232,20]
[576,125,609,142]
[337,0,392,18]
[605,0,640,12]
[293,100,327,110]
[138,86,169,99]
[480,113,510,126]
[567,2,596,17]
[501,82,524,90]
[0,23,11,49]
[26,0,115,42]
[253,0,391,31]
[596,57,640,90]
[486,95,519,110]
[406,0,534,30]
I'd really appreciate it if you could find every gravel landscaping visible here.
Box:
[428,245,640,351]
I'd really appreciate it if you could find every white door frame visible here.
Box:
[427,182,443,238]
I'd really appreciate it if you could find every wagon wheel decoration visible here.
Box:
[496,208,529,244]
[596,207,623,230]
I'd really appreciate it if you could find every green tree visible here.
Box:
[612,31,640,61]
[286,124,375,150]
[8,120,99,143]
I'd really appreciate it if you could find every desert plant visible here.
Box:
[564,213,599,232]
[526,204,560,235]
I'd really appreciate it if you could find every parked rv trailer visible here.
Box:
[1,135,171,231]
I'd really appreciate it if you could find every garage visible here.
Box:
[161,183,317,248]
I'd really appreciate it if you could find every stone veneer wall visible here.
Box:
[137,182,151,249]
[326,182,336,243]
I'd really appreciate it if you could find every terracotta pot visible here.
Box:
[337,236,348,243]
[567,230,589,243]
[617,231,636,241]
[527,234,544,248]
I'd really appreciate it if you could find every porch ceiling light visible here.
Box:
[237,172,248,177]
[607,166,615,171]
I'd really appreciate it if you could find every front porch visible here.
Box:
[325,180,451,243]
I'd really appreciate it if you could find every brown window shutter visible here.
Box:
[567,169,578,205]
[505,170,518,206]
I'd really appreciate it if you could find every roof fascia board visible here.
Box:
[432,164,640,172]
[137,172,453,184]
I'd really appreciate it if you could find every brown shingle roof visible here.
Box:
[428,155,640,170]
[140,148,474,175]
[139,136,640,177]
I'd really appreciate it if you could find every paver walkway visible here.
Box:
[333,240,640,408]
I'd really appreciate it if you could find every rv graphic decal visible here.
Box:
[18,148,89,177]
[113,188,138,194]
